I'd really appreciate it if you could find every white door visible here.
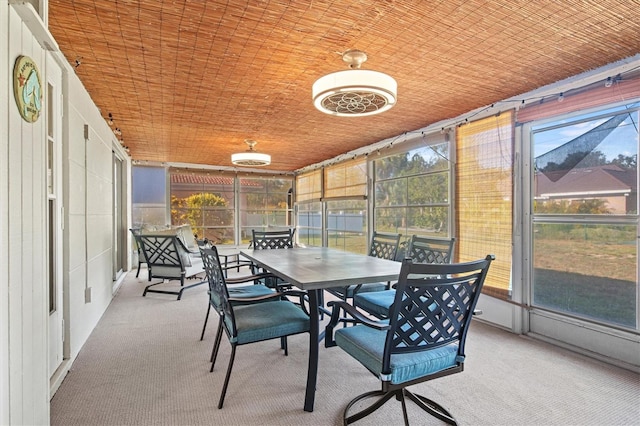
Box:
[47,52,64,377]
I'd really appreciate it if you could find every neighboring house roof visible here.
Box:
[170,174,263,187]
[536,165,636,198]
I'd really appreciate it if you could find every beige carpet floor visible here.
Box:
[51,269,640,425]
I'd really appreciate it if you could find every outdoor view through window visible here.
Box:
[532,102,639,329]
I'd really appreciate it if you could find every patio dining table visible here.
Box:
[240,246,401,412]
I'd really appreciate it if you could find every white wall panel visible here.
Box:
[67,213,86,271]
[66,266,90,356]
[87,214,113,260]
[66,160,86,215]
[87,173,112,218]
[476,294,517,330]
[4,5,49,424]
[62,70,119,370]
[0,0,9,422]
[66,109,85,167]
[90,252,116,312]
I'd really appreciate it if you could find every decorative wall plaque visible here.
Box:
[13,55,43,123]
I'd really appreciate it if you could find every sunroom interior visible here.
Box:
[2,1,639,425]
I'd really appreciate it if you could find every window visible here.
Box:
[531,103,639,329]
[296,170,322,247]
[374,135,451,241]
[239,176,293,245]
[325,159,368,253]
[170,169,236,244]
[132,166,168,226]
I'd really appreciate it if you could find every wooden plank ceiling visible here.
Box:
[48,0,640,172]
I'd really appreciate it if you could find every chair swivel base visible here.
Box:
[343,388,457,426]
[142,278,206,300]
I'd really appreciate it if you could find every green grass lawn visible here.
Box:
[534,268,636,328]
[533,238,637,328]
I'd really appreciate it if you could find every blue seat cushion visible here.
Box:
[327,281,388,299]
[232,300,310,345]
[228,284,275,301]
[354,289,396,318]
[335,324,460,385]
[210,284,275,307]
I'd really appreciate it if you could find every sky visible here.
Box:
[534,103,639,162]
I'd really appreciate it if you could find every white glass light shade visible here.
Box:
[231,151,271,166]
[312,69,397,117]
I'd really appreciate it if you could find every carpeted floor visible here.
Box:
[51,269,640,425]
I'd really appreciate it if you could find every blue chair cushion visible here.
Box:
[232,300,310,345]
[328,281,388,299]
[210,284,275,308]
[354,289,396,318]
[335,324,460,384]
[228,284,275,300]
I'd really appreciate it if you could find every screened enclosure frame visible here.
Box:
[521,99,640,333]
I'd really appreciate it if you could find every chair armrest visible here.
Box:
[228,289,309,314]
[325,300,390,348]
[279,289,310,315]
[228,292,284,304]
[176,236,199,255]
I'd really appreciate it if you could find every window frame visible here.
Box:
[371,133,453,242]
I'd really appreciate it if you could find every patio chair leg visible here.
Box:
[200,303,211,341]
[135,262,141,278]
[404,389,457,425]
[400,389,410,426]
[343,390,397,425]
[218,344,237,409]
[210,320,224,368]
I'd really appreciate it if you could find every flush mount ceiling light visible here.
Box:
[312,49,397,117]
[231,140,271,166]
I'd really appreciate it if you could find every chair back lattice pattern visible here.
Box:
[407,235,455,265]
[251,229,295,250]
[382,255,494,371]
[368,231,401,260]
[138,235,184,269]
[200,246,236,336]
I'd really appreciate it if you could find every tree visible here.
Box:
[611,153,637,170]
[536,198,611,215]
[171,192,231,236]
[375,144,450,233]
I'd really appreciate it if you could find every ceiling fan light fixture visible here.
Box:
[312,50,397,117]
[231,140,271,166]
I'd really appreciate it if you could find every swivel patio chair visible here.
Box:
[325,231,401,302]
[354,235,455,319]
[325,255,494,425]
[200,246,310,409]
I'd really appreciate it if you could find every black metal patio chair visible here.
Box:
[138,234,207,300]
[354,235,455,319]
[249,228,296,290]
[325,231,401,308]
[198,244,282,341]
[325,254,494,425]
[200,246,310,409]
